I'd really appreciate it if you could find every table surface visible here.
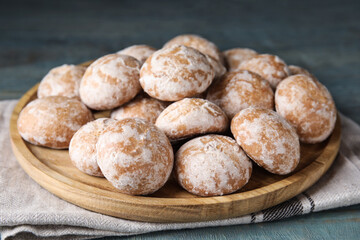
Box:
[1,0,359,239]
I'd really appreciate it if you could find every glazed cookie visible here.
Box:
[206,55,227,79]
[239,54,290,89]
[175,134,252,196]
[69,118,116,177]
[275,74,337,143]
[17,96,93,149]
[163,34,224,64]
[37,64,86,99]
[288,65,316,79]
[96,118,174,195]
[117,44,156,65]
[111,96,165,124]
[223,48,258,72]
[155,98,228,141]
[231,107,300,175]
[80,54,141,110]
[140,45,214,101]
[207,70,274,119]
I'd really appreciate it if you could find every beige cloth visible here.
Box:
[1,100,360,240]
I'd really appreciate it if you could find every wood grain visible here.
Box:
[9,84,341,223]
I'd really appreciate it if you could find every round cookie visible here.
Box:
[69,118,116,177]
[37,64,86,99]
[140,45,214,101]
[205,55,227,79]
[223,48,258,72]
[207,70,274,119]
[80,53,141,110]
[175,134,252,196]
[163,34,224,64]
[117,44,156,65]
[239,54,290,89]
[111,96,165,124]
[288,65,316,79]
[231,107,300,175]
[96,118,174,195]
[275,74,337,143]
[155,98,228,141]
[17,96,93,149]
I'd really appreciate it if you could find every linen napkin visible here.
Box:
[1,100,360,240]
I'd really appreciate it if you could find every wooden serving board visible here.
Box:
[9,83,341,223]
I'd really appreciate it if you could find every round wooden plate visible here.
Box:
[10,83,341,223]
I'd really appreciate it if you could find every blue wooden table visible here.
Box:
[1,0,359,239]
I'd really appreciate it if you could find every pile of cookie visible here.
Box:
[17,34,337,197]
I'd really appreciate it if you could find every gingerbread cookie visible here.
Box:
[18,96,93,149]
[140,45,214,101]
[117,44,156,65]
[163,34,224,64]
[175,134,252,196]
[155,98,228,141]
[69,118,116,177]
[231,107,300,175]
[38,64,86,99]
[80,54,141,110]
[96,118,174,195]
[111,96,165,124]
[275,74,337,143]
[207,70,274,119]
[240,54,290,89]
[223,48,257,72]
